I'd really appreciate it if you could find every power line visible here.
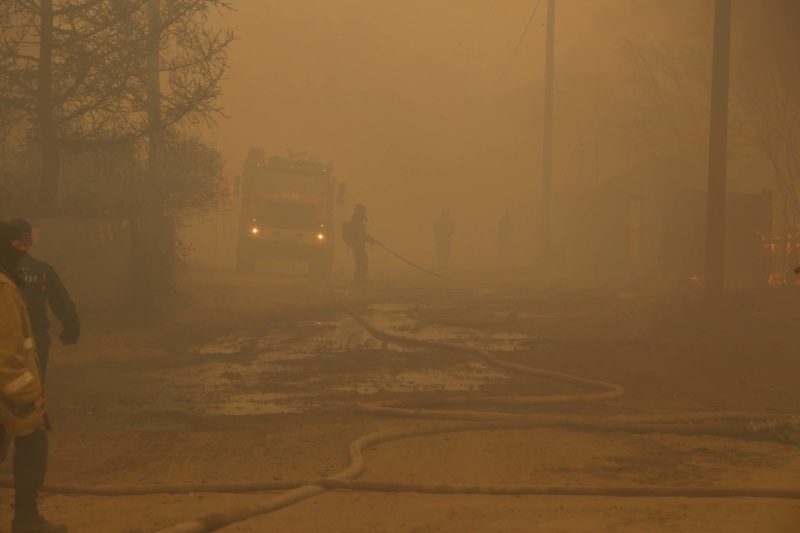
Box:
[478,0,497,32]
[493,0,543,90]
[463,0,498,58]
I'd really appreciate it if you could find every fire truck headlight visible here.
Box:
[251,227,260,235]
[316,233,325,241]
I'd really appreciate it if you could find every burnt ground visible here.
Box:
[2,267,800,532]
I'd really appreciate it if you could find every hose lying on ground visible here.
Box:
[151,304,797,533]
[2,303,793,533]
[157,439,800,533]
[0,416,791,499]
[154,421,799,533]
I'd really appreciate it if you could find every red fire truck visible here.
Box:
[235,149,343,275]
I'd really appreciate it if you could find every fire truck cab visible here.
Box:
[236,149,342,275]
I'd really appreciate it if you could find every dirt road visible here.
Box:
[5,268,799,532]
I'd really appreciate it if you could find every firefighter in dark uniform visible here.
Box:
[0,221,68,533]
[433,208,455,271]
[348,204,375,284]
[9,220,79,381]
[498,209,513,261]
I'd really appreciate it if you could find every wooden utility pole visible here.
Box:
[540,0,556,259]
[581,141,599,190]
[134,0,165,311]
[704,0,732,298]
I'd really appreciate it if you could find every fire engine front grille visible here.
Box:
[258,201,315,231]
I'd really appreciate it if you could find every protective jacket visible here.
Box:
[18,254,79,345]
[348,217,369,247]
[0,270,46,437]
[434,216,455,245]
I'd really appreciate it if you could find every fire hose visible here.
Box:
[4,304,797,532]
[152,305,800,533]
[370,238,481,285]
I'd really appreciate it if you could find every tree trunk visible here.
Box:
[132,0,170,313]
[704,0,732,300]
[37,0,59,214]
[147,0,163,175]
[540,0,555,263]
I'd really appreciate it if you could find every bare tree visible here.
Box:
[0,0,148,212]
[736,81,800,232]
[130,0,234,308]
[616,35,712,159]
[733,1,800,235]
[616,1,800,233]
[0,0,234,214]
[2,0,234,310]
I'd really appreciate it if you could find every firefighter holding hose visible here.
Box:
[343,204,375,284]
[433,209,455,271]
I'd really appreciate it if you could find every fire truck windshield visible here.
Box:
[253,171,327,196]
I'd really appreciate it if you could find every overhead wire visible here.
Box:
[478,0,497,32]
[493,0,543,90]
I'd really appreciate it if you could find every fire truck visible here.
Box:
[235,149,343,275]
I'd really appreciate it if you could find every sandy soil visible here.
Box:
[3,267,799,532]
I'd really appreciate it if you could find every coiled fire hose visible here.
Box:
[4,304,796,533]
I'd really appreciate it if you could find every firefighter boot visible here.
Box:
[0,433,11,462]
[11,514,67,533]
[11,498,67,533]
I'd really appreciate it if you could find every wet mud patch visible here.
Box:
[149,304,538,416]
[362,303,535,352]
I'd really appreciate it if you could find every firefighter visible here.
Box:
[9,219,79,381]
[0,221,68,533]
[347,204,375,284]
[498,209,513,261]
[433,209,455,271]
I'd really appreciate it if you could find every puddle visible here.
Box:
[516,312,560,319]
[202,393,308,415]
[151,305,532,416]
[145,359,286,399]
[367,303,417,313]
[335,362,509,394]
[194,317,379,363]
[197,334,255,355]
[138,390,313,416]
[364,306,532,352]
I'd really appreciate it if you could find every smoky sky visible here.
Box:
[192,0,790,264]
[210,2,636,226]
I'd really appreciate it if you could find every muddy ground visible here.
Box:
[2,266,800,532]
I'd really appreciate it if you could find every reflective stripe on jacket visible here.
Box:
[0,271,46,436]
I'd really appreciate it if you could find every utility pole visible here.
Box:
[135,0,166,311]
[581,141,599,190]
[539,0,556,261]
[704,0,732,299]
